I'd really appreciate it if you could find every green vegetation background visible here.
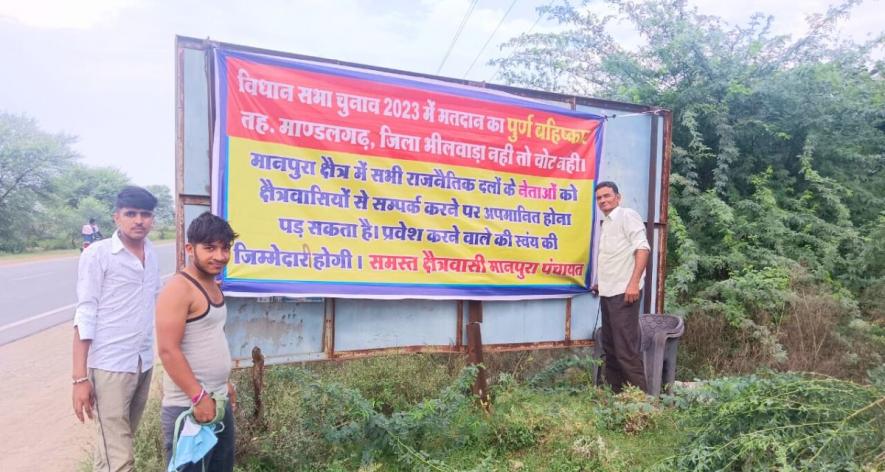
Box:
[7,0,880,469]
[0,118,174,251]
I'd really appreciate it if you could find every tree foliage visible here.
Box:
[0,112,173,251]
[144,184,174,229]
[0,113,77,251]
[41,164,131,248]
[495,0,884,374]
[655,373,884,471]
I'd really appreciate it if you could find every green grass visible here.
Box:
[132,353,686,471]
[128,354,883,471]
[0,238,175,263]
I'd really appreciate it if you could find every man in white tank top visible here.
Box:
[156,212,238,471]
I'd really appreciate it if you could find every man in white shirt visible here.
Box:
[72,186,159,472]
[592,181,650,393]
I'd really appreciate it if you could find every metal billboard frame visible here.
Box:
[175,36,672,366]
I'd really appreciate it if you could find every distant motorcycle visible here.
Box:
[81,231,103,252]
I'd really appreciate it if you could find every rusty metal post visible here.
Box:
[455,300,464,350]
[644,112,660,315]
[174,43,186,271]
[656,110,673,314]
[323,298,335,359]
[466,301,489,406]
[251,346,266,430]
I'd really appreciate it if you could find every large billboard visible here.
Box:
[212,48,605,299]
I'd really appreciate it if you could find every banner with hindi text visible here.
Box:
[212,48,604,299]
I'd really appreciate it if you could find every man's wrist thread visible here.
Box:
[191,387,208,405]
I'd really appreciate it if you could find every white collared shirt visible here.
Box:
[73,231,159,373]
[596,206,651,297]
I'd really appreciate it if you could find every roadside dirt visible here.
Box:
[0,250,82,267]
[0,321,165,471]
[0,325,170,471]
[0,240,175,267]
[0,243,175,470]
[0,322,92,470]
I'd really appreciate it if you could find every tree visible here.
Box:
[494,0,884,294]
[144,184,174,230]
[0,113,78,251]
[493,0,884,376]
[0,113,181,251]
[42,164,131,248]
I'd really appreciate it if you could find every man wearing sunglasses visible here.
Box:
[71,186,160,472]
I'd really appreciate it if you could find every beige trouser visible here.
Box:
[89,361,152,472]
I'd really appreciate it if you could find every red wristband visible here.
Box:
[191,388,207,405]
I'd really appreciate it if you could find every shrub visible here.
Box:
[596,387,661,435]
[527,354,601,393]
[654,373,885,471]
[570,435,627,471]
[311,353,463,414]
[679,269,884,382]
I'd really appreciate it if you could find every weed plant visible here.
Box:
[131,353,882,471]
[654,372,885,471]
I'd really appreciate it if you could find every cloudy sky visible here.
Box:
[0,0,881,189]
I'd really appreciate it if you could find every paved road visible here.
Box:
[0,242,176,345]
